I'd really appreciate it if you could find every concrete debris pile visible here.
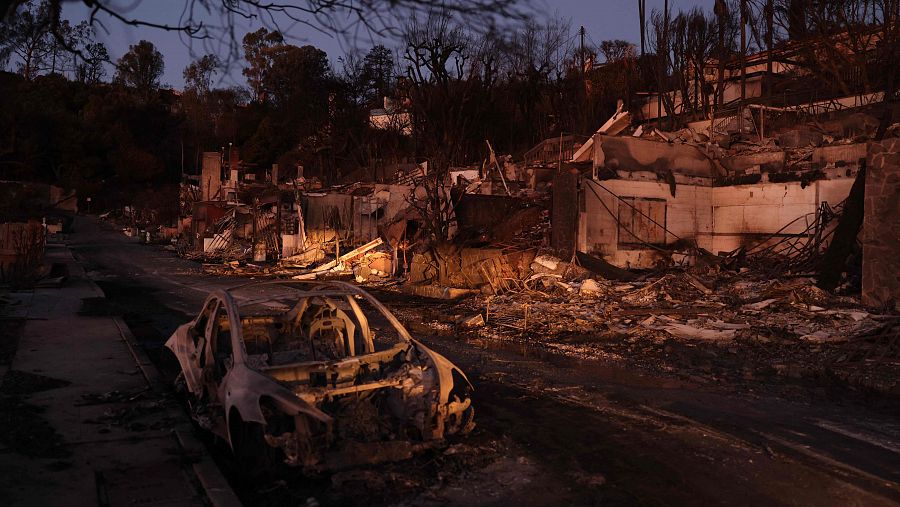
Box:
[823,318,900,390]
[158,145,549,282]
[107,94,898,363]
[549,100,900,313]
[429,255,899,394]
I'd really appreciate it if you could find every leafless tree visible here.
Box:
[1,223,44,286]
[504,17,572,142]
[648,2,740,124]
[1,0,531,71]
[649,7,674,120]
[1,0,108,80]
[667,8,720,120]
[401,11,500,242]
[768,0,900,99]
[598,39,635,63]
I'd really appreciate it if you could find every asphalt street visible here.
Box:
[70,215,900,507]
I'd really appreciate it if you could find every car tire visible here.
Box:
[158,348,183,386]
[230,415,281,478]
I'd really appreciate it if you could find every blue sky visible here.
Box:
[62,0,713,89]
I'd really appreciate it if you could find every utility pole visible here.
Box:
[638,0,646,57]
[579,25,587,126]
[579,26,586,79]
[657,0,669,128]
[740,0,747,103]
[715,0,727,111]
[766,0,774,98]
[638,0,646,116]
[657,0,669,125]
[740,0,747,132]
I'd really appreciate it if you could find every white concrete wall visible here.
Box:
[579,177,855,267]
[639,75,763,121]
[710,179,854,253]
[579,179,713,268]
[369,111,412,134]
[812,143,867,165]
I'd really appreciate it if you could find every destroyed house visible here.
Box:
[369,97,412,135]
[186,151,306,260]
[637,30,888,124]
[553,93,899,309]
[564,133,859,269]
[301,184,416,248]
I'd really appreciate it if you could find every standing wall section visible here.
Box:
[863,140,900,310]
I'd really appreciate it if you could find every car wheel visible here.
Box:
[158,348,183,386]
[230,415,281,478]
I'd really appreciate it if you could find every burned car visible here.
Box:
[164,280,474,471]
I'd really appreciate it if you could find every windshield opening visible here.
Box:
[235,286,406,367]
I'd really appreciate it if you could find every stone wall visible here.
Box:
[863,140,900,310]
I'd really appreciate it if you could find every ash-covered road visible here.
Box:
[69,216,900,507]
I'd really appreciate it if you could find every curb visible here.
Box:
[109,314,242,507]
[70,239,243,507]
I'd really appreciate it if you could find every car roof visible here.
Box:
[226,279,365,294]
[223,280,368,316]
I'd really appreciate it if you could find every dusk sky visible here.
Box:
[62,0,714,89]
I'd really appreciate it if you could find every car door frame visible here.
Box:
[202,293,245,401]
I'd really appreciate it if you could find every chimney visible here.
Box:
[229,146,240,171]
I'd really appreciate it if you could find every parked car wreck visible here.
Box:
[164,280,475,471]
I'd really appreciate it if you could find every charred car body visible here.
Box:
[164,280,474,470]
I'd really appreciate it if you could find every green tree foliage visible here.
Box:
[180,54,246,175]
[267,45,330,110]
[360,45,394,108]
[0,0,53,80]
[1,1,109,82]
[241,28,284,103]
[73,39,108,84]
[0,49,180,214]
[183,54,220,96]
[114,40,164,102]
[241,37,344,180]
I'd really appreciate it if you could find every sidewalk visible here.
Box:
[0,243,238,506]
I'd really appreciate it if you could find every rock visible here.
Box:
[457,314,485,328]
[663,323,736,341]
[800,330,845,343]
[579,279,605,296]
[402,284,475,300]
[531,255,560,273]
[354,265,372,282]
